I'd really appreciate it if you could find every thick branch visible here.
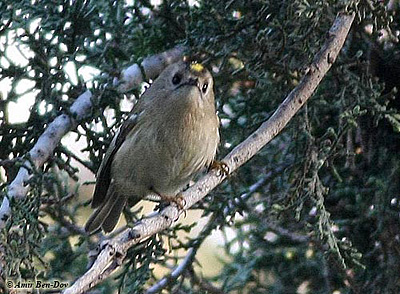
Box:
[62,12,355,294]
[0,46,185,228]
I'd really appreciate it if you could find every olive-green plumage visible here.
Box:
[85,61,219,233]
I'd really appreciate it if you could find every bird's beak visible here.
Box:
[180,77,201,94]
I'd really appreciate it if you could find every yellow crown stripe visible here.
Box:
[190,63,204,72]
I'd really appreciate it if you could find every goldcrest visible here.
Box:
[85,60,219,233]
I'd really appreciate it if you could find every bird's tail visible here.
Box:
[85,191,126,234]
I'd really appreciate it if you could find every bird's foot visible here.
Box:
[210,160,230,177]
[152,190,186,211]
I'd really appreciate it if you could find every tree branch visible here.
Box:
[145,248,196,294]
[62,12,355,294]
[0,46,185,228]
[188,266,227,294]
[145,168,292,293]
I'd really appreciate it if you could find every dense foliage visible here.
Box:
[1,0,400,293]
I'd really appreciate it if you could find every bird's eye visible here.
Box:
[172,73,182,85]
[202,82,208,93]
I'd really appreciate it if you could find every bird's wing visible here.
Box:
[90,110,141,208]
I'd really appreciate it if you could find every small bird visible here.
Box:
[85,60,220,233]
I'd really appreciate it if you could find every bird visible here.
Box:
[85,60,220,233]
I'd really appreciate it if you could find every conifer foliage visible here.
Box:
[1,1,399,293]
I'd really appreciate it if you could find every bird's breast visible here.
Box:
[112,97,218,198]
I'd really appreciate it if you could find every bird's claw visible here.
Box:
[210,160,230,177]
[155,191,186,211]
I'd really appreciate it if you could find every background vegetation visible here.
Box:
[1,0,400,293]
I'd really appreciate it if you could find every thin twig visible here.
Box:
[188,266,227,294]
[224,165,287,215]
[58,146,95,173]
[264,222,310,243]
[145,248,196,294]
[146,210,221,293]
[0,158,23,167]
[45,208,87,236]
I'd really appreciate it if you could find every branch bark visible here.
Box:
[0,46,185,228]
[62,11,355,294]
